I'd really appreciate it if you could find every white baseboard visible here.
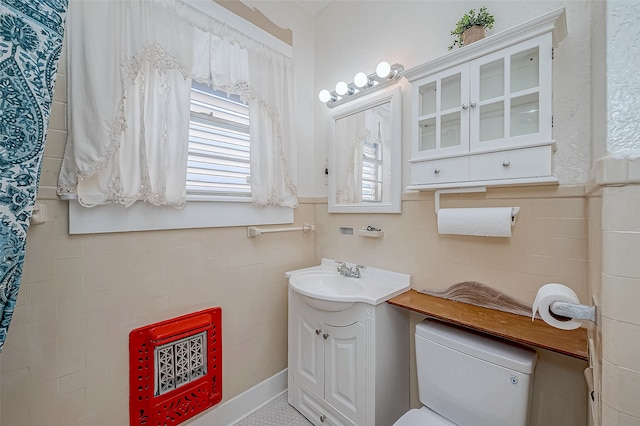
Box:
[188,369,288,426]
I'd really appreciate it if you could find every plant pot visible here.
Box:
[462,25,486,46]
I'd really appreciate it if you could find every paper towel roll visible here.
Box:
[437,207,515,237]
[532,283,582,330]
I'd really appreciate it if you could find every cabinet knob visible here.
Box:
[315,329,321,335]
[323,333,329,340]
[502,160,510,167]
[434,168,440,174]
[320,415,326,423]
[470,101,477,108]
[461,103,469,110]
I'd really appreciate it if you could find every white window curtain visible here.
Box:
[58,0,297,208]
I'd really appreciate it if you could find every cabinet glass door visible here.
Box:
[414,64,469,159]
[510,47,540,137]
[478,58,505,142]
[418,82,437,151]
[470,34,551,151]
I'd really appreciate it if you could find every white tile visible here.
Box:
[232,392,311,426]
[603,186,640,232]
[602,317,640,372]
[601,274,640,324]
[602,360,640,418]
[602,231,640,279]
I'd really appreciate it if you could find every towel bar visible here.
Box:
[247,223,315,238]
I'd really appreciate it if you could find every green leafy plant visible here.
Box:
[448,7,495,50]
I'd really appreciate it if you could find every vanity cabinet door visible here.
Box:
[324,323,366,425]
[293,307,325,397]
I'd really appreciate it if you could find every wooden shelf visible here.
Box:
[388,290,588,361]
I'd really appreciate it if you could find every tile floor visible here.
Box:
[232,392,312,425]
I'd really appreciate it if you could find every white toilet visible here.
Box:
[394,319,537,426]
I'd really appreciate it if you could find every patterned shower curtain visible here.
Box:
[0,0,68,352]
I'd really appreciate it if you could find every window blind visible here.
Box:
[361,140,382,202]
[187,82,251,199]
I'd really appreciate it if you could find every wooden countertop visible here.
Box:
[388,290,588,361]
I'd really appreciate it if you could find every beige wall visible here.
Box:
[0,197,315,425]
[592,1,640,425]
[313,1,594,197]
[309,2,596,421]
[0,1,614,425]
[3,200,317,425]
[315,188,590,425]
[598,180,640,425]
[1,3,318,423]
[315,188,589,303]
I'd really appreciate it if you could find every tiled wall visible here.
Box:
[2,189,592,425]
[600,184,640,424]
[587,192,602,426]
[0,26,315,425]
[1,199,315,425]
[1,38,317,421]
[314,188,590,426]
[0,3,595,424]
[314,187,590,305]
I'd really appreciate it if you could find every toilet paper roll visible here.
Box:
[532,283,582,330]
[437,207,515,237]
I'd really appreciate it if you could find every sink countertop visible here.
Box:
[286,258,411,306]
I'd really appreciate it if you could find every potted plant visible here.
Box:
[448,7,495,50]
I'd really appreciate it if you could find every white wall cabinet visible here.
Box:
[405,9,567,190]
[288,291,409,426]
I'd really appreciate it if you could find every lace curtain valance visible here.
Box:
[58,0,297,208]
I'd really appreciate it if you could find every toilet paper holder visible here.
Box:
[550,301,596,323]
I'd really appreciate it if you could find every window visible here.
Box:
[361,139,382,202]
[68,83,293,234]
[188,82,251,200]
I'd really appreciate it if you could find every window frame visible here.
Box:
[66,2,295,235]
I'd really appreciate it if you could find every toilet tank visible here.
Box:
[415,319,537,426]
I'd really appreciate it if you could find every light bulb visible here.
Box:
[376,61,392,79]
[335,81,350,96]
[353,72,370,88]
[318,89,332,103]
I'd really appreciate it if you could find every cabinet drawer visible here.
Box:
[410,157,469,185]
[293,381,355,426]
[469,145,552,181]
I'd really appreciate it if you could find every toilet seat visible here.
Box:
[393,407,457,426]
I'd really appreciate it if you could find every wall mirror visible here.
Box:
[328,86,401,213]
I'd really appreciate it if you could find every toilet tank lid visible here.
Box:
[416,319,537,374]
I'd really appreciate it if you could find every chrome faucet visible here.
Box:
[335,261,366,278]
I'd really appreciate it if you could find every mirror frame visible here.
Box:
[328,86,402,213]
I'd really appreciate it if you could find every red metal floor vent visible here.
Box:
[129,307,222,426]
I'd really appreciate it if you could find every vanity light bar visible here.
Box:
[319,61,404,108]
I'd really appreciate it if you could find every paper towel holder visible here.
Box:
[434,187,520,223]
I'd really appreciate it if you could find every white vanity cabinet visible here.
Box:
[288,290,409,426]
[405,8,567,190]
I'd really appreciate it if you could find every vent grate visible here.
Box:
[129,308,222,426]
[155,331,207,395]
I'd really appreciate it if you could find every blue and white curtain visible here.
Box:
[0,0,68,352]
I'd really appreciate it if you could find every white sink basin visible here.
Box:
[286,258,411,308]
